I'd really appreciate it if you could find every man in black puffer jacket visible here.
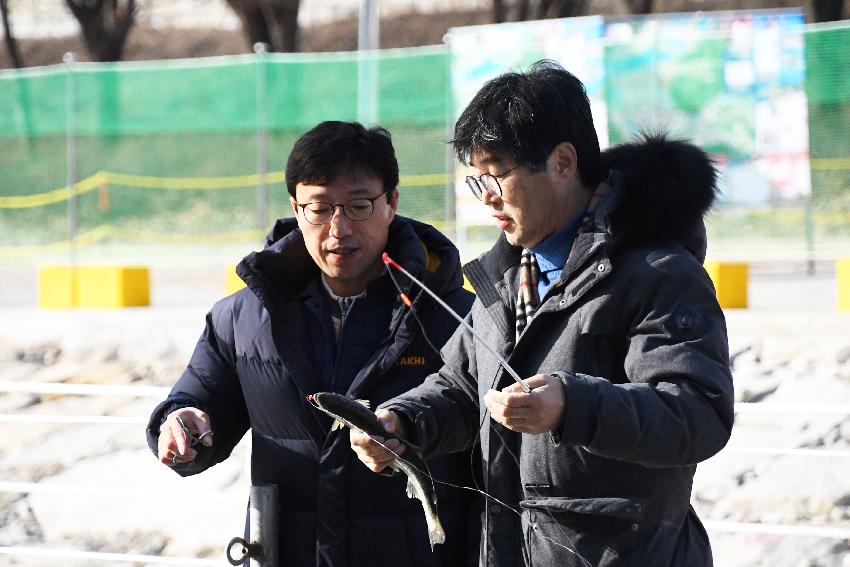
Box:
[353,62,734,566]
[147,121,479,567]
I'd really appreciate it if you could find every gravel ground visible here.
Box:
[0,265,848,566]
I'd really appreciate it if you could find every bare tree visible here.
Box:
[543,0,591,18]
[226,0,301,53]
[808,0,846,21]
[1,0,24,67]
[493,0,507,23]
[64,0,136,62]
[624,0,654,14]
[495,0,590,22]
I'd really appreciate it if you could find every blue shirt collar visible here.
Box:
[529,203,588,272]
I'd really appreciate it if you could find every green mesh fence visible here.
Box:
[0,47,450,259]
[1,21,849,263]
[805,24,850,247]
[699,22,850,260]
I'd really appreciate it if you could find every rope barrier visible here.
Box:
[810,157,850,171]
[0,381,169,397]
[734,402,850,415]
[0,414,147,425]
[0,546,224,566]
[0,170,447,209]
[722,446,850,458]
[703,520,850,540]
[0,481,243,503]
[4,382,849,414]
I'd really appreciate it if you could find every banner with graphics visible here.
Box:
[447,9,808,227]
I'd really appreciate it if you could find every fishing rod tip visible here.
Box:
[382,252,400,269]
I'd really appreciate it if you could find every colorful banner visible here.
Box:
[448,9,808,226]
[447,16,607,227]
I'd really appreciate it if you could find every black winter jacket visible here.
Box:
[385,136,735,567]
[147,216,478,567]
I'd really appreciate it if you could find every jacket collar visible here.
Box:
[237,215,465,306]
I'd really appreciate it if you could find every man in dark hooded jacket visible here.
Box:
[352,61,735,566]
[147,121,478,566]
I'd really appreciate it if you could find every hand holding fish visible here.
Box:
[309,393,445,547]
[157,407,214,466]
[350,409,408,473]
[484,374,566,434]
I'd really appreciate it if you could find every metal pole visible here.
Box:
[443,34,456,244]
[804,194,815,276]
[248,485,279,566]
[254,43,270,234]
[357,0,379,125]
[64,52,78,265]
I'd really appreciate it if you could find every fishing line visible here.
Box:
[358,426,592,567]
[383,263,444,358]
[383,253,530,393]
[382,253,592,566]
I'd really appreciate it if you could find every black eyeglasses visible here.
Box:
[465,165,521,201]
[294,188,392,225]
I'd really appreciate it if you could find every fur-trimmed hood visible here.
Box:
[599,133,718,261]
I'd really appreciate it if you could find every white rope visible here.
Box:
[0,381,169,397]
[0,414,147,425]
[2,381,848,415]
[0,481,243,503]
[734,403,850,415]
[703,520,850,540]
[723,446,850,458]
[0,546,223,566]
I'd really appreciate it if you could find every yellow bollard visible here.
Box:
[704,261,748,309]
[39,266,150,309]
[77,266,149,308]
[38,266,76,308]
[226,265,246,295]
[838,258,850,312]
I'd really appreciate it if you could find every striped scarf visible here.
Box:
[515,249,540,342]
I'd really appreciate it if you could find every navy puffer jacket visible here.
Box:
[146,215,478,567]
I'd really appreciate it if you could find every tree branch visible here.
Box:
[1,0,25,68]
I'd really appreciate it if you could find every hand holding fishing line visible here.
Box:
[484,374,567,434]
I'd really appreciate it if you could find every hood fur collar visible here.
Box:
[599,133,718,252]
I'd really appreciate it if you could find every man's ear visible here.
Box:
[290,196,299,217]
[388,188,399,213]
[551,142,578,179]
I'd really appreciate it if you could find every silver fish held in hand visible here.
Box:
[306,392,446,548]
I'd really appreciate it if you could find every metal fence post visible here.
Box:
[443,34,456,243]
[804,194,816,275]
[357,0,379,125]
[255,42,270,235]
[64,52,78,265]
[248,485,279,566]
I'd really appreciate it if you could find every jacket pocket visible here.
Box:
[576,306,627,383]
[519,497,644,567]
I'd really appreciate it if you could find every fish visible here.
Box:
[306,392,446,548]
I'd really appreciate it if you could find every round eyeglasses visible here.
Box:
[294,188,392,225]
[465,165,521,201]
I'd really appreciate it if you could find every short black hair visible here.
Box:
[452,60,603,187]
[286,121,399,198]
